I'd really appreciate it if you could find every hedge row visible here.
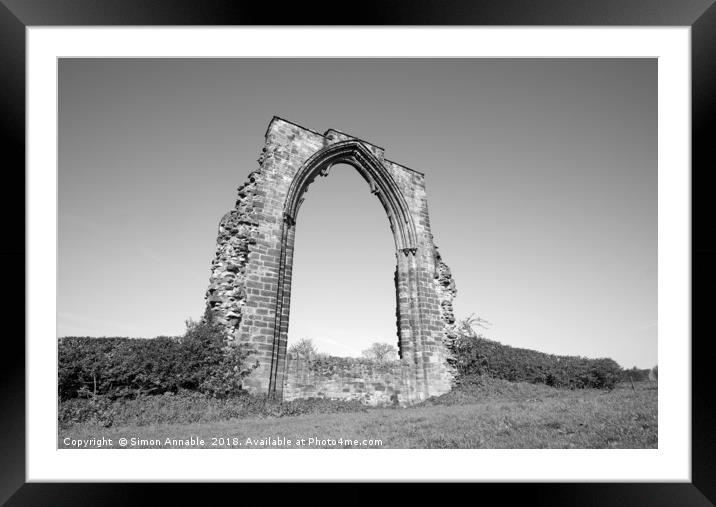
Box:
[452,335,622,389]
[58,318,256,400]
[60,318,624,403]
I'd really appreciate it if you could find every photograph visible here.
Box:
[0,0,709,495]
[57,57,657,450]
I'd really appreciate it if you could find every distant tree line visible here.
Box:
[620,366,657,383]
[287,338,398,363]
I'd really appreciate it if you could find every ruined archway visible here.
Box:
[205,117,457,404]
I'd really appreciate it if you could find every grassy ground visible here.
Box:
[58,379,657,449]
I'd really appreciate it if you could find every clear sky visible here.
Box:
[58,58,656,369]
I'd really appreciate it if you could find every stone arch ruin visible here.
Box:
[205,117,457,405]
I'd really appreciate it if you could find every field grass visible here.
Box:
[58,379,657,449]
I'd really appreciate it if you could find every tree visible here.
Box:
[362,342,398,363]
[456,313,492,338]
[650,364,658,381]
[289,338,317,358]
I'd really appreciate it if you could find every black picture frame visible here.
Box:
[2,0,714,504]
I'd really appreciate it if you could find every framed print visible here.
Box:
[2,0,715,504]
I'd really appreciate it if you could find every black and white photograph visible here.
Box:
[57,57,658,450]
[2,2,708,499]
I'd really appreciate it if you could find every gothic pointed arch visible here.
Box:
[283,139,418,254]
[205,117,457,405]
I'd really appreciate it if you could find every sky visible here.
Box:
[58,58,656,368]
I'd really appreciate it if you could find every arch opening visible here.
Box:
[269,141,420,393]
[286,163,400,360]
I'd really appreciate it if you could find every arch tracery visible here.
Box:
[283,140,418,254]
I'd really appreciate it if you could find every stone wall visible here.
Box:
[205,117,457,405]
[283,355,411,407]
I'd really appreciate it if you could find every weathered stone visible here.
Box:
[204,117,457,405]
[284,354,412,406]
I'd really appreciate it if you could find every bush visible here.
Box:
[452,335,622,389]
[361,342,398,362]
[288,338,317,358]
[58,316,257,401]
[58,396,117,428]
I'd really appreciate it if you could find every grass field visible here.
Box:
[58,379,657,449]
